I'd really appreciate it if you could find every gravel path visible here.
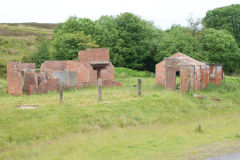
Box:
[205,152,240,160]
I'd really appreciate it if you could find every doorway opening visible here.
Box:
[176,71,181,89]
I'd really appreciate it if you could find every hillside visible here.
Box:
[0,23,56,77]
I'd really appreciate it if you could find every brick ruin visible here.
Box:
[7,48,122,96]
[156,52,223,92]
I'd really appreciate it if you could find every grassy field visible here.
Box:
[0,68,240,159]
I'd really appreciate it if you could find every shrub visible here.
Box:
[0,63,6,78]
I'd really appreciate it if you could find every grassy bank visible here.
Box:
[0,71,240,159]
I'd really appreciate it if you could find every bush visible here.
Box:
[0,63,6,78]
[30,37,52,67]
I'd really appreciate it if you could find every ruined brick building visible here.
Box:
[7,48,122,96]
[156,52,223,91]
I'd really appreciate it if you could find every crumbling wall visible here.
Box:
[7,48,121,96]
[7,62,35,96]
[78,48,110,64]
[7,70,22,95]
[40,60,89,87]
[209,65,222,85]
[164,57,193,92]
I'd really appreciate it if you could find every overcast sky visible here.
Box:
[0,0,239,29]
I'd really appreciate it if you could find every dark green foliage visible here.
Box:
[203,4,240,47]
[55,17,95,35]
[93,13,162,71]
[52,17,98,60]
[202,28,240,73]
[113,13,161,71]
[0,63,6,78]
[94,16,122,66]
[30,37,52,68]
[154,26,207,62]
[54,13,162,71]
[53,31,98,60]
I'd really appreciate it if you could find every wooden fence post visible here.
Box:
[59,81,63,104]
[138,79,141,96]
[187,79,191,93]
[97,69,102,101]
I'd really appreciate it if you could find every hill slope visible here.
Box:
[0,23,56,77]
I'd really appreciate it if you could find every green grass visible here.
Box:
[0,73,240,159]
[115,67,154,78]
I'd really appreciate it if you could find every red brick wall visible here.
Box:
[27,85,36,95]
[64,60,89,85]
[40,61,65,72]
[78,48,110,64]
[155,54,214,91]
[164,58,180,90]
[7,62,35,96]
[180,66,191,92]
[7,48,121,95]
[24,72,37,91]
[7,71,22,96]
[40,60,89,86]
[156,61,165,86]
[39,78,59,93]
[78,48,118,86]
[209,65,222,85]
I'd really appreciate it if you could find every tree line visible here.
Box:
[27,4,240,74]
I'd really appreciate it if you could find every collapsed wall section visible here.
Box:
[40,60,89,87]
[7,48,122,96]
[7,62,35,96]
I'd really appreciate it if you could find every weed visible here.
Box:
[196,124,203,133]
[235,133,240,138]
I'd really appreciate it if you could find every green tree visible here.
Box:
[113,12,162,71]
[203,4,240,46]
[30,37,52,68]
[55,17,95,35]
[187,14,202,36]
[202,28,240,73]
[154,26,206,63]
[52,17,98,60]
[53,31,98,60]
[93,12,163,71]
[93,16,123,65]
